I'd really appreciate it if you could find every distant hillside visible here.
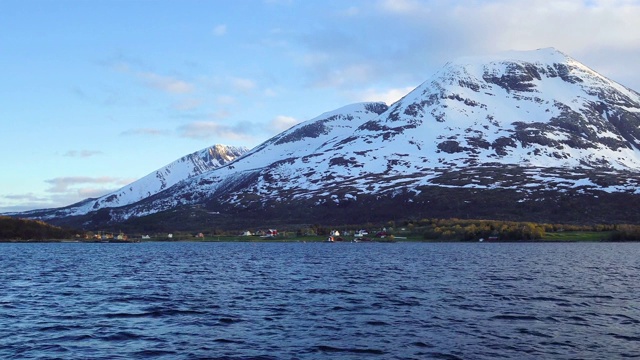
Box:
[0,216,76,241]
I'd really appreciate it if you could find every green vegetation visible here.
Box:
[396,219,640,241]
[0,216,77,241]
[395,218,640,242]
[3,214,640,242]
[541,231,609,242]
[125,219,640,242]
[607,224,640,241]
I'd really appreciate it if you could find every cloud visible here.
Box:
[231,77,257,93]
[213,24,227,36]
[338,6,360,17]
[178,121,255,141]
[138,72,194,94]
[121,128,170,136]
[172,98,203,111]
[438,0,640,55]
[216,95,236,105]
[264,0,293,4]
[45,176,130,194]
[356,86,416,105]
[40,176,133,208]
[0,193,52,213]
[105,59,196,95]
[63,150,103,158]
[2,193,48,202]
[264,88,278,97]
[76,187,120,199]
[0,177,137,213]
[377,0,425,14]
[269,115,299,132]
[177,115,298,142]
[291,0,640,92]
[327,64,374,88]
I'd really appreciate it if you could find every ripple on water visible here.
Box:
[1,242,640,359]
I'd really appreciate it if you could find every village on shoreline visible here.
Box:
[3,216,640,243]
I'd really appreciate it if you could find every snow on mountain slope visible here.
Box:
[110,102,390,217]
[125,47,639,214]
[353,47,640,170]
[32,144,248,218]
[13,48,640,225]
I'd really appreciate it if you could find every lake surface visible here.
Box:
[1,241,639,359]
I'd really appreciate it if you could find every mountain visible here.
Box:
[13,48,640,229]
[13,144,248,220]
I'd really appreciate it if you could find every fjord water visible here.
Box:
[1,242,639,359]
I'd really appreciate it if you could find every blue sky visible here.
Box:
[2,0,639,212]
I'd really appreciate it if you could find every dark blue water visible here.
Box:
[1,242,639,359]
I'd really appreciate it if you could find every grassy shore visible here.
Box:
[539,231,613,242]
[170,232,615,243]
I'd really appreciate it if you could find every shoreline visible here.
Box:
[0,238,627,244]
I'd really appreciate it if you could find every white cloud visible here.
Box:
[0,193,55,213]
[213,24,227,36]
[338,6,360,17]
[107,60,195,94]
[264,88,278,97]
[317,63,376,88]
[45,176,129,193]
[377,0,426,14]
[2,193,48,203]
[121,128,169,137]
[63,150,103,158]
[212,109,231,119]
[264,0,293,4]
[216,95,236,105]
[36,176,134,208]
[443,0,640,55]
[173,98,203,111]
[176,115,296,141]
[178,121,255,141]
[293,0,640,92]
[138,72,194,94]
[231,77,257,93]
[269,115,299,132]
[1,177,137,212]
[356,86,416,105]
[77,187,121,198]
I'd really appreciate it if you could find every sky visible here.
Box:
[1,0,640,213]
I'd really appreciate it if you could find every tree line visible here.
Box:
[0,216,76,241]
[402,218,640,241]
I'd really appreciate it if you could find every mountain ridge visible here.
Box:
[10,48,640,229]
[10,144,248,219]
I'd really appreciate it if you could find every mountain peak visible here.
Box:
[451,47,570,67]
[62,144,248,216]
[208,144,248,163]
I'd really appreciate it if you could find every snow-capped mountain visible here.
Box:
[15,48,640,228]
[15,144,248,218]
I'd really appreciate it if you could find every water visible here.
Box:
[1,241,639,359]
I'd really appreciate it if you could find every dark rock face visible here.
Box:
[483,63,541,92]
[275,121,329,145]
[438,140,465,154]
